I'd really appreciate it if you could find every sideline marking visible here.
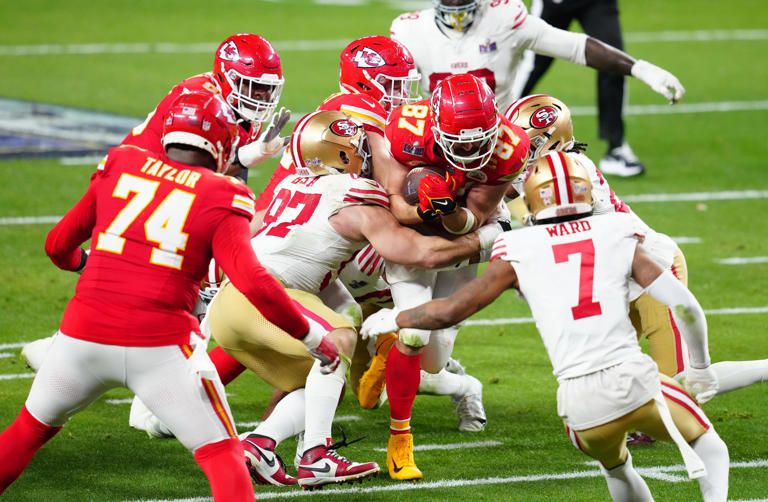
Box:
[128,459,768,501]
[2,29,768,56]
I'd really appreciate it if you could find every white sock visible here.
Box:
[302,358,348,451]
[418,369,469,398]
[691,429,729,502]
[711,359,768,395]
[600,451,654,501]
[253,388,306,444]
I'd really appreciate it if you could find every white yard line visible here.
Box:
[717,257,768,265]
[126,458,768,501]
[1,29,767,57]
[373,440,503,453]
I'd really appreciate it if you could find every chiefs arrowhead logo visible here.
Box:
[218,41,240,62]
[530,106,558,129]
[330,119,359,137]
[352,47,386,68]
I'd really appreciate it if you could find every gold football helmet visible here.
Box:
[290,110,371,177]
[504,94,576,162]
[524,151,593,223]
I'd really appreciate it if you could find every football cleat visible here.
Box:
[242,433,297,486]
[293,431,304,470]
[626,431,656,446]
[297,444,380,488]
[444,357,467,375]
[128,396,175,438]
[599,143,645,177]
[386,433,423,481]
[452,375,487,432]
[357,332,397,409]
[20,335,55,372]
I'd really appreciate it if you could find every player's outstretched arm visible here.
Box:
[45,183,97,272]
[361,258,518,338]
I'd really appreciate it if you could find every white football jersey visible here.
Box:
[253,174,389,294]
[338,244,393,309]
[492,212,647,379]
[390,1,584,109]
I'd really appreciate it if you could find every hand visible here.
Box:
[418,173,457,219]
[361,308,400,340]
[684,365,719,404]
[308,336,340,374]
[236,107,292,168]
[631,60,686,104]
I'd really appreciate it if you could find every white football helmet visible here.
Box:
[433,0,482,32]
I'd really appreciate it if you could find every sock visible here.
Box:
[386,346,421,435]
[0,405,61,494]
[208,346,246,386]
[418,369,469,398]
[711,359,768,395]
[303,358,348,450]
[193,437,254,502]
[254,388,306,444]
[599,451,653,502]
[691,429,729,502]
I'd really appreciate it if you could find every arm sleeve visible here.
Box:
[45,184,98,271]
[645,269,710,367]
[515,16,588,66]
[211,214,310,340]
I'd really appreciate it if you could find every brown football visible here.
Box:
[402,166,446,205]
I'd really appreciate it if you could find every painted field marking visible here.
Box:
[0,373,34,380]
[236,414,361,430]
[128,458,768,501]
[2,29,768,57]
[717,257,768,265]
[374,439,503,453]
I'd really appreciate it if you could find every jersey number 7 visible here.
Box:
[552,239,603,320]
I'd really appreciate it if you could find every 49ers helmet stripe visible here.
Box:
[524,151,593,222]
[545,151,573,205]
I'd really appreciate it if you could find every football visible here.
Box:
[402,166,447,205]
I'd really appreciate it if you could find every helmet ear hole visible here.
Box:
[339,151,350,165]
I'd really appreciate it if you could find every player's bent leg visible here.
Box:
[357,332,396,409]
[0,406,61,494]
[710,359,768,395]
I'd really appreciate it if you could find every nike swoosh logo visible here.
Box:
[392,459,404,473]
[301,463,332,473]
[246,441,276,468]
[433,200,450,208]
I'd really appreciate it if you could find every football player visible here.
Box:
[0,92,338,501]
[205,110,504,489]
[390,0,685,176]
[505,94,768,404]
[20,32,293,370]
[361,152,730,502]
[372,72,529,480]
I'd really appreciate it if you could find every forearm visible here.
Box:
[45,189,96,271]
[397,298,462,330]
[584,38,635,75]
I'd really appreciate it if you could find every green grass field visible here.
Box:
[1,1,767,500]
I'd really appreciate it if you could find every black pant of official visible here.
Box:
[520,0,625,150]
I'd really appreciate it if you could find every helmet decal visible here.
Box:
[531,106,558,129]
[352,47,386,68]
[218,41,240,62]
[330,119,359,137]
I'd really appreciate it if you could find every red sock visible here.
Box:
[193,437,254,502]
[385,346,421,435]
[208,346,246,385]
[0,405,61,494]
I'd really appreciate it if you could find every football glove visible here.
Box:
[417,173,457,220]
[361,308,400,341]
[236,107,291,168]
[308,337,341,374]
[631,60,686,104]
[684,365,719,404]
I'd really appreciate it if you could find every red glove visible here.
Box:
[417,173,457,221]
[308,336,340,374]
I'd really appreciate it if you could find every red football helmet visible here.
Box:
[339,36,421,112]
[161,91,240,172]
[213,33,284,124]
[430,74,500,171]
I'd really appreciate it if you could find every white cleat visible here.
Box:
[453,375,487,432]
[21,335,56,372]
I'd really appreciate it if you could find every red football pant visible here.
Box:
[0,405,61,494]
[194,437,254,502]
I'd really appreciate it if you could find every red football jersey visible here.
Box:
[122,73,261,159]
[385,99,530,196]
[46,145,308,347]
[253,92,387,212]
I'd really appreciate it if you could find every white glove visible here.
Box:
[684,365,719,404]
[360,308,400,341]
[236,107,291,168]
[631,60,686,104]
